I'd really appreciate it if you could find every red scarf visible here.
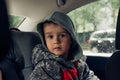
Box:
[61,61,78,80]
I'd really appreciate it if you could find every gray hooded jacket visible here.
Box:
[29,11,99,80]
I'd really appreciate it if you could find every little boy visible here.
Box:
[29,11,99,80]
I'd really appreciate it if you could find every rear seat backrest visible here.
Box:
[11,31,41,80]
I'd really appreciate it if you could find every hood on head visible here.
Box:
[37,11,84,61]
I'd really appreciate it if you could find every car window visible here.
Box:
[9,15,25,28]
[67,0,119,55]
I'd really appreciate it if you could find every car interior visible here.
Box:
[0,0,120,80]
[10,31,41,80]
[105,9,120,80]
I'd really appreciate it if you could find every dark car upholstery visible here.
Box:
[0,0,22,80]
[105,51,120,80]
[10,31,41,80]
[86,56,109,80]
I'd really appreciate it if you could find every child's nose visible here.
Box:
[53,36,60,44]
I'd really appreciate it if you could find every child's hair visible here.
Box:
[10,28,20,31]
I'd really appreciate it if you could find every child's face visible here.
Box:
[43,23,71,56]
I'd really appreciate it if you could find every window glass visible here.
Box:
[67,0,119,54]
[9,15,25,28]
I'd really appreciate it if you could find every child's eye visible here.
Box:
[59,34,66,38]
[46,35,53,39]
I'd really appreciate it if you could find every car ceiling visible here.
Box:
[7,0,95,21]
[6,0,96,31]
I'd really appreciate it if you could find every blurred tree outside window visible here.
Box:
[67,0,119,51]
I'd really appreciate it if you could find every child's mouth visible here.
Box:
[54,47,61,51]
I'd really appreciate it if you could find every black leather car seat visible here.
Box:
[11,31,41,80]
[106,51,120,80]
